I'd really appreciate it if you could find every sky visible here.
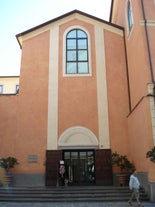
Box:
[0,0,111,76]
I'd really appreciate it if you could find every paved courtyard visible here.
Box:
[0,202,154,207]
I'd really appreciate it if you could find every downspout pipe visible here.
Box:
[123,29,132,112]
[141,0,155,83]
[109,0,132,112]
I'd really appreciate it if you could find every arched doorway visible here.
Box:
[63,150,95,185]
[58,126,99,149]
[45,127,113,186]
[58,126,98,185]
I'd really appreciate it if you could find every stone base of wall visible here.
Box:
[13,174,45,186]
[137,172,155,202]
[112,172,130,186]
[137,172,149,192]
[149,182,155,202]
[9,172,155,202]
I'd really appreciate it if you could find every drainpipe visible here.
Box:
[141,0,155,83]
[123,29,132,112]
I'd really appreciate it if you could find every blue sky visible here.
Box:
[0,0,111,76]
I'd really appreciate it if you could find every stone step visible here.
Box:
[0,186,149,202]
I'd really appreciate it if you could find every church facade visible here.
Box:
[0,0,155,202]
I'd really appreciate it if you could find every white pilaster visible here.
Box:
[95,25,110,149]
[47,25,59,150]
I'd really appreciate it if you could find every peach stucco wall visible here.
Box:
[15,31,49,173]
[113,0,152,108]
[126,0,155,181]
[58,76,98,137]
[1,7,154,182]
[0,15,124,175]
[128,98,155,181]
[111,0,155,181]
[0,96,19,172]
[104,30,130,156]
[126,1,151,108]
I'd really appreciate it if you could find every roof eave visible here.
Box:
[109,0,114,22]
[16,9,124,49]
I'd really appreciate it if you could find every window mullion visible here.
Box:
[76,30,78,73]
[66,29,89,75]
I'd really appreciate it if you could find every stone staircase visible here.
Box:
[0,186,149,202]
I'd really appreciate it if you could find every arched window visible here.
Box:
[66,29,89,74]
[127,1,134,33]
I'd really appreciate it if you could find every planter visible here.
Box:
[3,173,13,186]
[117,173,129,186]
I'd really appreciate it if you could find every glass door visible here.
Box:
[63,150,95,185]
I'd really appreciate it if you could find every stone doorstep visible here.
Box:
[0,186,149,202]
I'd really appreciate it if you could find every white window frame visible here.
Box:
[0,85,3,94]
[126,0,134,36]
[63,25,92,77]
[16,85,19,93]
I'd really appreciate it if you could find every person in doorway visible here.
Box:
[128,169,143,207]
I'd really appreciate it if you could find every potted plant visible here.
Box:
[146,146,155,163]
[0,157,19,186]
[110,152,135,186]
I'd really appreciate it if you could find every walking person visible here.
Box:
[128,169,143,207]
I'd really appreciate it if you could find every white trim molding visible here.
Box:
[95,25,110,149]
[62,25,92,77]
[47,26,59,150]
[140,20,155,26]
[58,126,99,149]
[148,83,155,145]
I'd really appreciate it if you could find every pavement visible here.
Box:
[0,202,154,207]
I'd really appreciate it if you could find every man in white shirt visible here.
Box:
[128,169,143,206]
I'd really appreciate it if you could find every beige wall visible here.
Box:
[0,77,19,94]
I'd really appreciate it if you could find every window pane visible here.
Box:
[16,85,19,93]
[64,152,70,159]
[80,151,86,159]
[67,30,76,38]
[129,8,133,28]
[67,51,76,61]
[78,50,87,61]
[128,2,133,32]
[78,62,88,73]
[0,85,3,94]
[67,62,77,73]
[67,39,76,49]
[71,151,78,159]
[66,29,89,75]
[78,39,87,49]
[77,30,86,38]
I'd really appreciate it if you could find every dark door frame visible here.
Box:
[63,149,95,185]
[45,149,113,186]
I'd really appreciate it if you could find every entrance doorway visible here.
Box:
[45,149,113,186]
[63,150,95,185]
